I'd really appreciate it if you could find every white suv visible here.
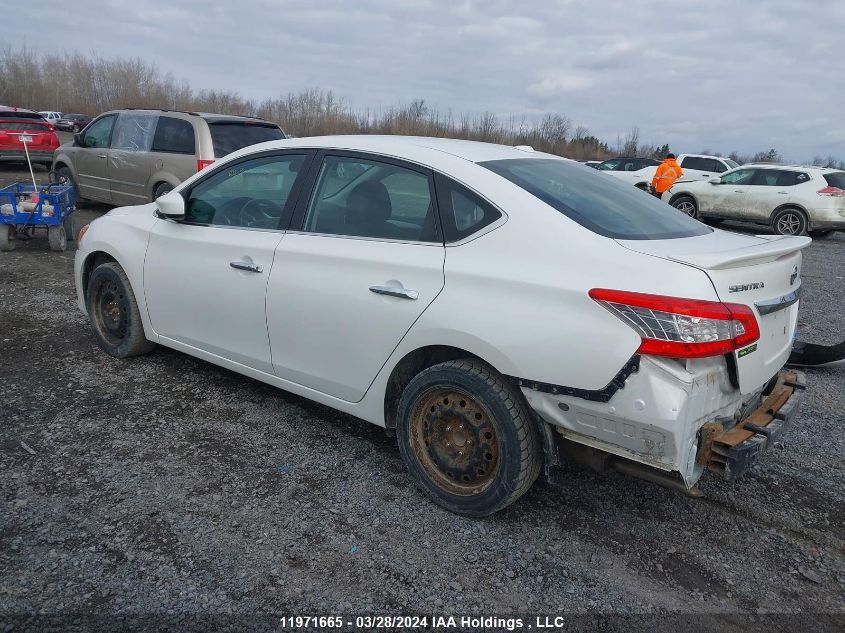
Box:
[664,165,845,237]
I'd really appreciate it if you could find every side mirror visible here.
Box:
[155,191,185,220]
[73,133,83,146]
[709,177,721,185]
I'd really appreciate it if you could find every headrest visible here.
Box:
[346,180,392,225]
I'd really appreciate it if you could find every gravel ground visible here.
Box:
[0,158,843,632]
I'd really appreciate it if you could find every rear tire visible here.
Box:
[0,225,16,252]
[396,358,542,516]
[671,195,699,219]
[771,207,808,236]
[86,262,156,358]
[47,225,67,252]
[153,182,174,200]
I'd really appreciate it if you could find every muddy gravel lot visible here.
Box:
[0,156,843,632]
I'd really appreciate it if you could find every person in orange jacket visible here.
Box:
[651,153,684,198]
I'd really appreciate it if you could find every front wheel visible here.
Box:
[86,262,156,358]
[771,207,808,236]
[671,195,699,219]
[396,358,542,516]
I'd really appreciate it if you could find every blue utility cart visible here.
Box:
[0,182,76,252]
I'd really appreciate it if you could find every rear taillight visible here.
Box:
[817,186,845,197]
[197,159,214,172]
[589,288,760,359]
[78,223,90,242]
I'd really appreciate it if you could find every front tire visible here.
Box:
[771,207,808,236]
[396,358,541,516]
[671,195,699,219]
[86,262,156,358]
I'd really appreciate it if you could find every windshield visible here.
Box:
[208,122,284,158]
[725,159,740,169]
[480,158,712,240]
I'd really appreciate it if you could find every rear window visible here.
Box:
[824,172,845,189]
[0,121,49,131]
[208,122,284,158]
[480,158,711,240]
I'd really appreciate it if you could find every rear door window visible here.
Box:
[481,158,710,240]
[208,122,285,158]
[303,155,439,242]
[152,117,196,154]
[752,170,808,186]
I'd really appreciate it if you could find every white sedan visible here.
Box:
[75,136,809,515]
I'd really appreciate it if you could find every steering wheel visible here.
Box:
[238,198,281,228]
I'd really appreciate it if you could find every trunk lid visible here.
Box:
[617,230,811,394]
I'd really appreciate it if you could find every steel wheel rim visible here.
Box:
[93,279,129,345]
[777,213,801,234]
[676,200,696,217]
[409,387,501,496]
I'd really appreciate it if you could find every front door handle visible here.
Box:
[230,261,263,273]
[369,285,419,300]
[97,154,107,158]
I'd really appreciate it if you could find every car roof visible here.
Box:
[743,163,836,172]
[248,135,562,164]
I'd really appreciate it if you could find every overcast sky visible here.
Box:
[8,0,845,160]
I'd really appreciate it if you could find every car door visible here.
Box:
[266,152,446,402]
[108,111,158,206]
[144,151,312,373]
[746,169,805,220]
[74,114,117,201]
[703,168,756,218]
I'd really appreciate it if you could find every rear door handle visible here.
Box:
[369,285,419,300]
[230,261,263,273]
[97,154,107,158]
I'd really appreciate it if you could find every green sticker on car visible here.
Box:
[738,343,758,358]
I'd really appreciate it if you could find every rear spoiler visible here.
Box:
[665,235,811,270]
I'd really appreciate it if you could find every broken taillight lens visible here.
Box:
[817,186,845,197]
[589,288,760,359]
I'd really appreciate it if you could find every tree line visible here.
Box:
[1,46,841,168]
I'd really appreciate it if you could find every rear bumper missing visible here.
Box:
[697,369,806,480]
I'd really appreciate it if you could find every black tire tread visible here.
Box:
[398,357,541,516]
[87,262,156,358]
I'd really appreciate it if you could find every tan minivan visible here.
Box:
[52,109,286,206]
